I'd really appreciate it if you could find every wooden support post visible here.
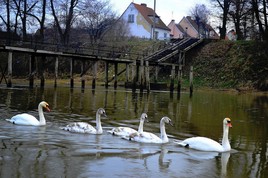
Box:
[7,51,12,87]
[170,64,175,92]
[40,56,45,88]
[132,60,137,90]
[105,62,109,88]
[81,60,85,89]
[70,58,74,88]
[114,63,118,89]
[178,52,182,65]
[92,61,97,89]
[154,66,159,83]
[189,66,193,97]
[29,54,35,88]
[145,60,150,91]
[54,56,58,88]
[182,52,186,66]
[125,63,129,86]
[177,65,182,94]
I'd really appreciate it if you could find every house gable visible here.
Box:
[168,16,219,39]
[179,16,199,38]
[168,20,184,39]
[120,3,170,40]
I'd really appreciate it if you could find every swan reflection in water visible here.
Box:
[142,148,231,176]
[220,152,231,178]
[185,150,231,178]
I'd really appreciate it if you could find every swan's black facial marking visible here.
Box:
[169,120,174,126]
[145,116,149,122]
[99,108,107,117]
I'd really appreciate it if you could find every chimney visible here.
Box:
[141,3,147,7]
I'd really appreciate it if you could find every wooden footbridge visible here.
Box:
[0,37,203,92]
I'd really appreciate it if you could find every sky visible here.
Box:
[109,0,211,25]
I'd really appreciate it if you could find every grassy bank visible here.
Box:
[191,40,268,91]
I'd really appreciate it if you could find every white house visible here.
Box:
[120,3,170,40]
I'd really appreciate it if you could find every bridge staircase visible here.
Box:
[143,38,203,66]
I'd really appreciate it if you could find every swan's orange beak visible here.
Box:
[45,106,51,112]
[226,118,232,127]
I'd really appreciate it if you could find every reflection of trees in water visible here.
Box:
[4,88,44,111]
[250,95,268,121]
[248,95,268,177]
[131,91,149,115]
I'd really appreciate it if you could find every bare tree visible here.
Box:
[26,0,47,43]
[77,0,116,44]
[0,0,11,43]
[12,0,40,40]
[189,4,210,37]
[212,0,232,39]
[190,4,210,24]
[50,0,79,45]
[105,18,130,41]
[252,0,268,40]
[228,0,252,40]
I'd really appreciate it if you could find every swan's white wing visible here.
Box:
[7,113,40,126]
[178,137,224,152]
[108,127,137,137]
[61,122,97,134]
[131,131,162,143]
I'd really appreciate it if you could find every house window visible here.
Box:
[128,14,134,23]
[164,33,167,38]
[155,17,159,24]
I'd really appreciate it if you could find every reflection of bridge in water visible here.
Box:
[0,38,203,93]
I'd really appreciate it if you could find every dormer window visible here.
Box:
[149,15,159,24]
[128,14,134,23]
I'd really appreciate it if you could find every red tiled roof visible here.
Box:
[133,3,170,31]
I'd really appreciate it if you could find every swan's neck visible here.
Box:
[38,105,46,125]
[137,119,144,133]
[222,125,230,150]
[160,121,168,142]
[95,113,102,134]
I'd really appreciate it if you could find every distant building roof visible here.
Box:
[133,3,170,31]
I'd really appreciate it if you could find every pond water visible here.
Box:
[0,86,267,178]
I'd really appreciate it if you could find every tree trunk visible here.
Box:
[6,0,11,45]
[217,0,231,39]
[252,0,265,40]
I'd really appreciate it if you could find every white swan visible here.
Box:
[107,113,148,137]
[61,108,107,134]
[6,101,50,126]
[127,116,173,144]
[175,118,232,152]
